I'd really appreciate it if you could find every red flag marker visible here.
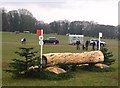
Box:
[37,30,43,36]
[36,29,44,68]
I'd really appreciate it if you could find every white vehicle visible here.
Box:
[68,34,84,45]
[90,39,106,46]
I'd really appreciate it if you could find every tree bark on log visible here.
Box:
[43,51,104,66]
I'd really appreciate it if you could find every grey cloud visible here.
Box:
[119,1,120,25]
[0,0,65,2]
[1,1,66,9]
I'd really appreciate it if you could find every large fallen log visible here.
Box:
[42,51,104,66]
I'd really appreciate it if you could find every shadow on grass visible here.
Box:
[5,69,75,81]
[59,64,116,73]
[5,65,116,81]
[76,65,116,72]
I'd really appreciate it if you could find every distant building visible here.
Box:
[24,31,30,33]
[15,31,20,34]
[68,34,84,45]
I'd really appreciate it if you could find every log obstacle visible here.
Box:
[29,51,107,74]
[42,51,104,66]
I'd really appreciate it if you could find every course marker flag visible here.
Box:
[37,29,43,68]
[37,30,43,36]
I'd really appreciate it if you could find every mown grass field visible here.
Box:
[2,32,118,86]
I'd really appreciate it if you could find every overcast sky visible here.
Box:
[0,0,119,26]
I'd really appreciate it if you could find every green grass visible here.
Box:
[2,32,118,86]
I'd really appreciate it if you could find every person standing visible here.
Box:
[82,43,85,50]
[76,40,80,50]
[92,41,96,50]
[21,38,24,44]
[85,40,89,50]
[21,37,26,44]
[23,37,26,44]
[97,40,99,50]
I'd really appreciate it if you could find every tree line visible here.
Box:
[1,8,118,39]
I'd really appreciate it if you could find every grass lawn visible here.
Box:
[2,32,118,86]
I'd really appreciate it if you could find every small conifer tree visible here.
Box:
[9,47,39,76]
[100,47,115,65]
